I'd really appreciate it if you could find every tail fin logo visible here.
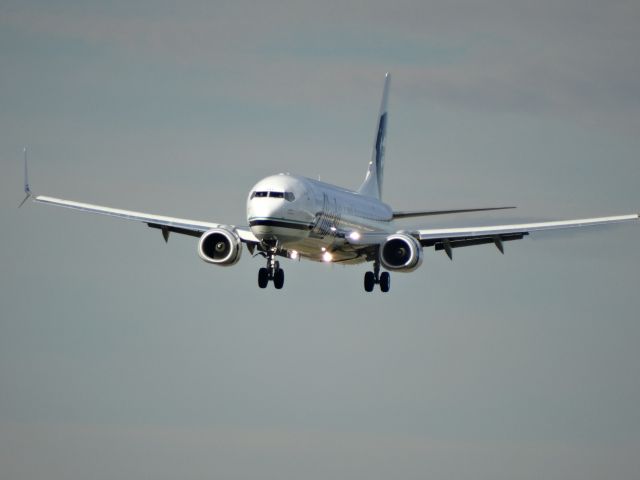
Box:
[357,73,390,199]
[374,112,387,184]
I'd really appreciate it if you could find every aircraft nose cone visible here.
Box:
[246,174,308,242]
[249,199,282,221]
[248,200,283,240]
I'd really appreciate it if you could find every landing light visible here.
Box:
[349,231,361,241]
[289,250,299,260]
[322,251,333,262]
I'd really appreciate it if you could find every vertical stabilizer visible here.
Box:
[358,73,390,199]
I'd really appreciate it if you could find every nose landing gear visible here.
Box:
[258,249,285,289]
[364,259,390,293]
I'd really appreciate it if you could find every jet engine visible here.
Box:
[198,228,243,266]
[379,233,423,272]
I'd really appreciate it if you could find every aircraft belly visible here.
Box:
[250,223,309,244]
[249,223,364,263]
[282,235,365,264]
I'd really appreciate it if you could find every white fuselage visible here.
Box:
[247,174,394,264]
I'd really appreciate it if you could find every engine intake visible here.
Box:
[198,228,243,266]
[379,234,423,272]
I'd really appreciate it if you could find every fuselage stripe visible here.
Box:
[249,219,312,230]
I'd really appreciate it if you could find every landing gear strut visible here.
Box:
[364,259,390,293]
[258,248,285,289]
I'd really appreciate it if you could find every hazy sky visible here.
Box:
[1,1,640,479]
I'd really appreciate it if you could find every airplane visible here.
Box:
[20,73,639,293]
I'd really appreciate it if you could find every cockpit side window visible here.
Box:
[284,192,295,202]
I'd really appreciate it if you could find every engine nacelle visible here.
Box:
[379,233,423,272]
[197,227,243,266]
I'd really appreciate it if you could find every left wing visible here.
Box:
[392,206,515,219]
[417,214,639,259]
[346,214,639,260]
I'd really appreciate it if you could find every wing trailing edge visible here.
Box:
[393,206,516,219]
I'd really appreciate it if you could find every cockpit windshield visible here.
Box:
[250,191,295,201]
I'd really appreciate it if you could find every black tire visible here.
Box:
[273,269,285,289]
[258,268,269,288]
[380,271,390,292]
[364,271,375,292]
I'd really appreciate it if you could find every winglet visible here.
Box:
[18,147,32,208]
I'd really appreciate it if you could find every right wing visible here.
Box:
[35,195,221,235]
[20,148,258,243]
[32,195,259,243]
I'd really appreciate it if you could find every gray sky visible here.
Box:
[1,1,640,479]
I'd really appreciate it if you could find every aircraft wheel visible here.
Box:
[364,271,375,292]
[380,271,390,293]
[258,268,269,288]
[273,269,285,290]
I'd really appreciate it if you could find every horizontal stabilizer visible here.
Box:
[393,206,515,219]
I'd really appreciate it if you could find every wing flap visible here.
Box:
[426,233,526,249]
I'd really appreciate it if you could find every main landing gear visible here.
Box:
[258,249,284,289]
[364,259,390,293]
